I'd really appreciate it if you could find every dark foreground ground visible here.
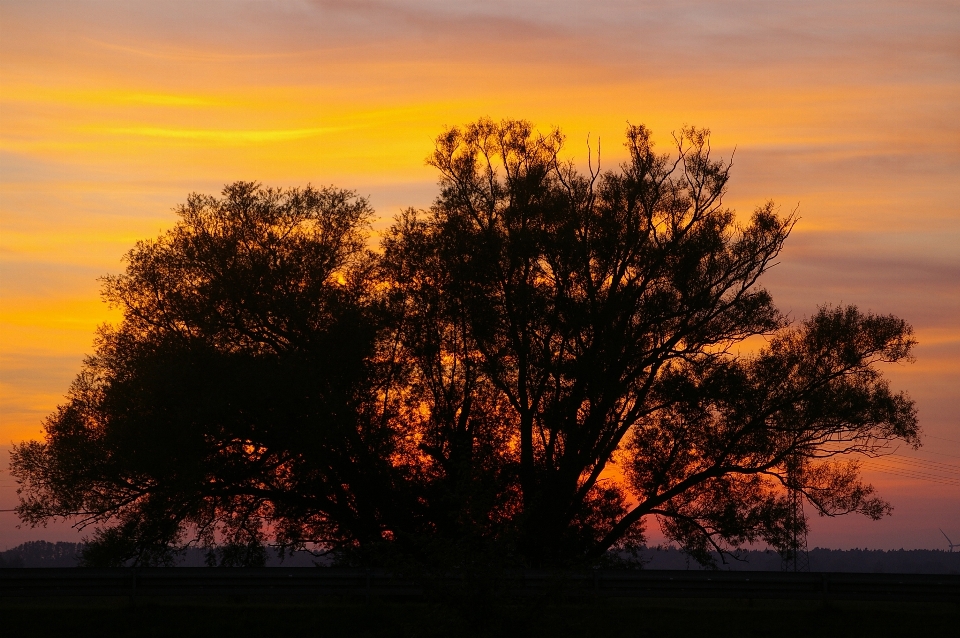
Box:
[2,596,958,638]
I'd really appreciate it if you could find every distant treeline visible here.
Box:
[639,546,960,574]
[0,541,323,568]
[0,541,82,568]
[2,541,958,573]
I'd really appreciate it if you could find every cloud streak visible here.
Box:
[99,125,341,143]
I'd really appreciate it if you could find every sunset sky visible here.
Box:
[1,0,957,550]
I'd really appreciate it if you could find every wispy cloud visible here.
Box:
[99,125,341,143]
[1,87,217,107]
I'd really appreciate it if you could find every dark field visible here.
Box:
[2,597,958,638]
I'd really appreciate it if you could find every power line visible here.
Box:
[864,454,960,478]
[912,449,960,461]
[864,459,960,481]
[865,468,960,487]
[861,463,960,487]
[888,454,960,473]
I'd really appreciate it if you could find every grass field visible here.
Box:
[2,597,957,637]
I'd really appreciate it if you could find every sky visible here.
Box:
[1,0,958,551]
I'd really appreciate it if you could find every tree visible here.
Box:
[11,122,919,568]
[11,182,413,565]
[378,119,917,566]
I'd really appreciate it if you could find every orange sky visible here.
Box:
[1,0,958,550]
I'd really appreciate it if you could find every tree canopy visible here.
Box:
[11,120,919,568]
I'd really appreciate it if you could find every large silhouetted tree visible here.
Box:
[11,121,919,568]
[11,183,417,565]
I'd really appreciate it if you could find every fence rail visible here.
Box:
[1,568,958,602]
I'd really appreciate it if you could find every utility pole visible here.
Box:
[781,454,810,572]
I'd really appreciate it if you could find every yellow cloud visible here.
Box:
[97,125,341,143]
[0,298,119,332]
[0,86,217,107]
